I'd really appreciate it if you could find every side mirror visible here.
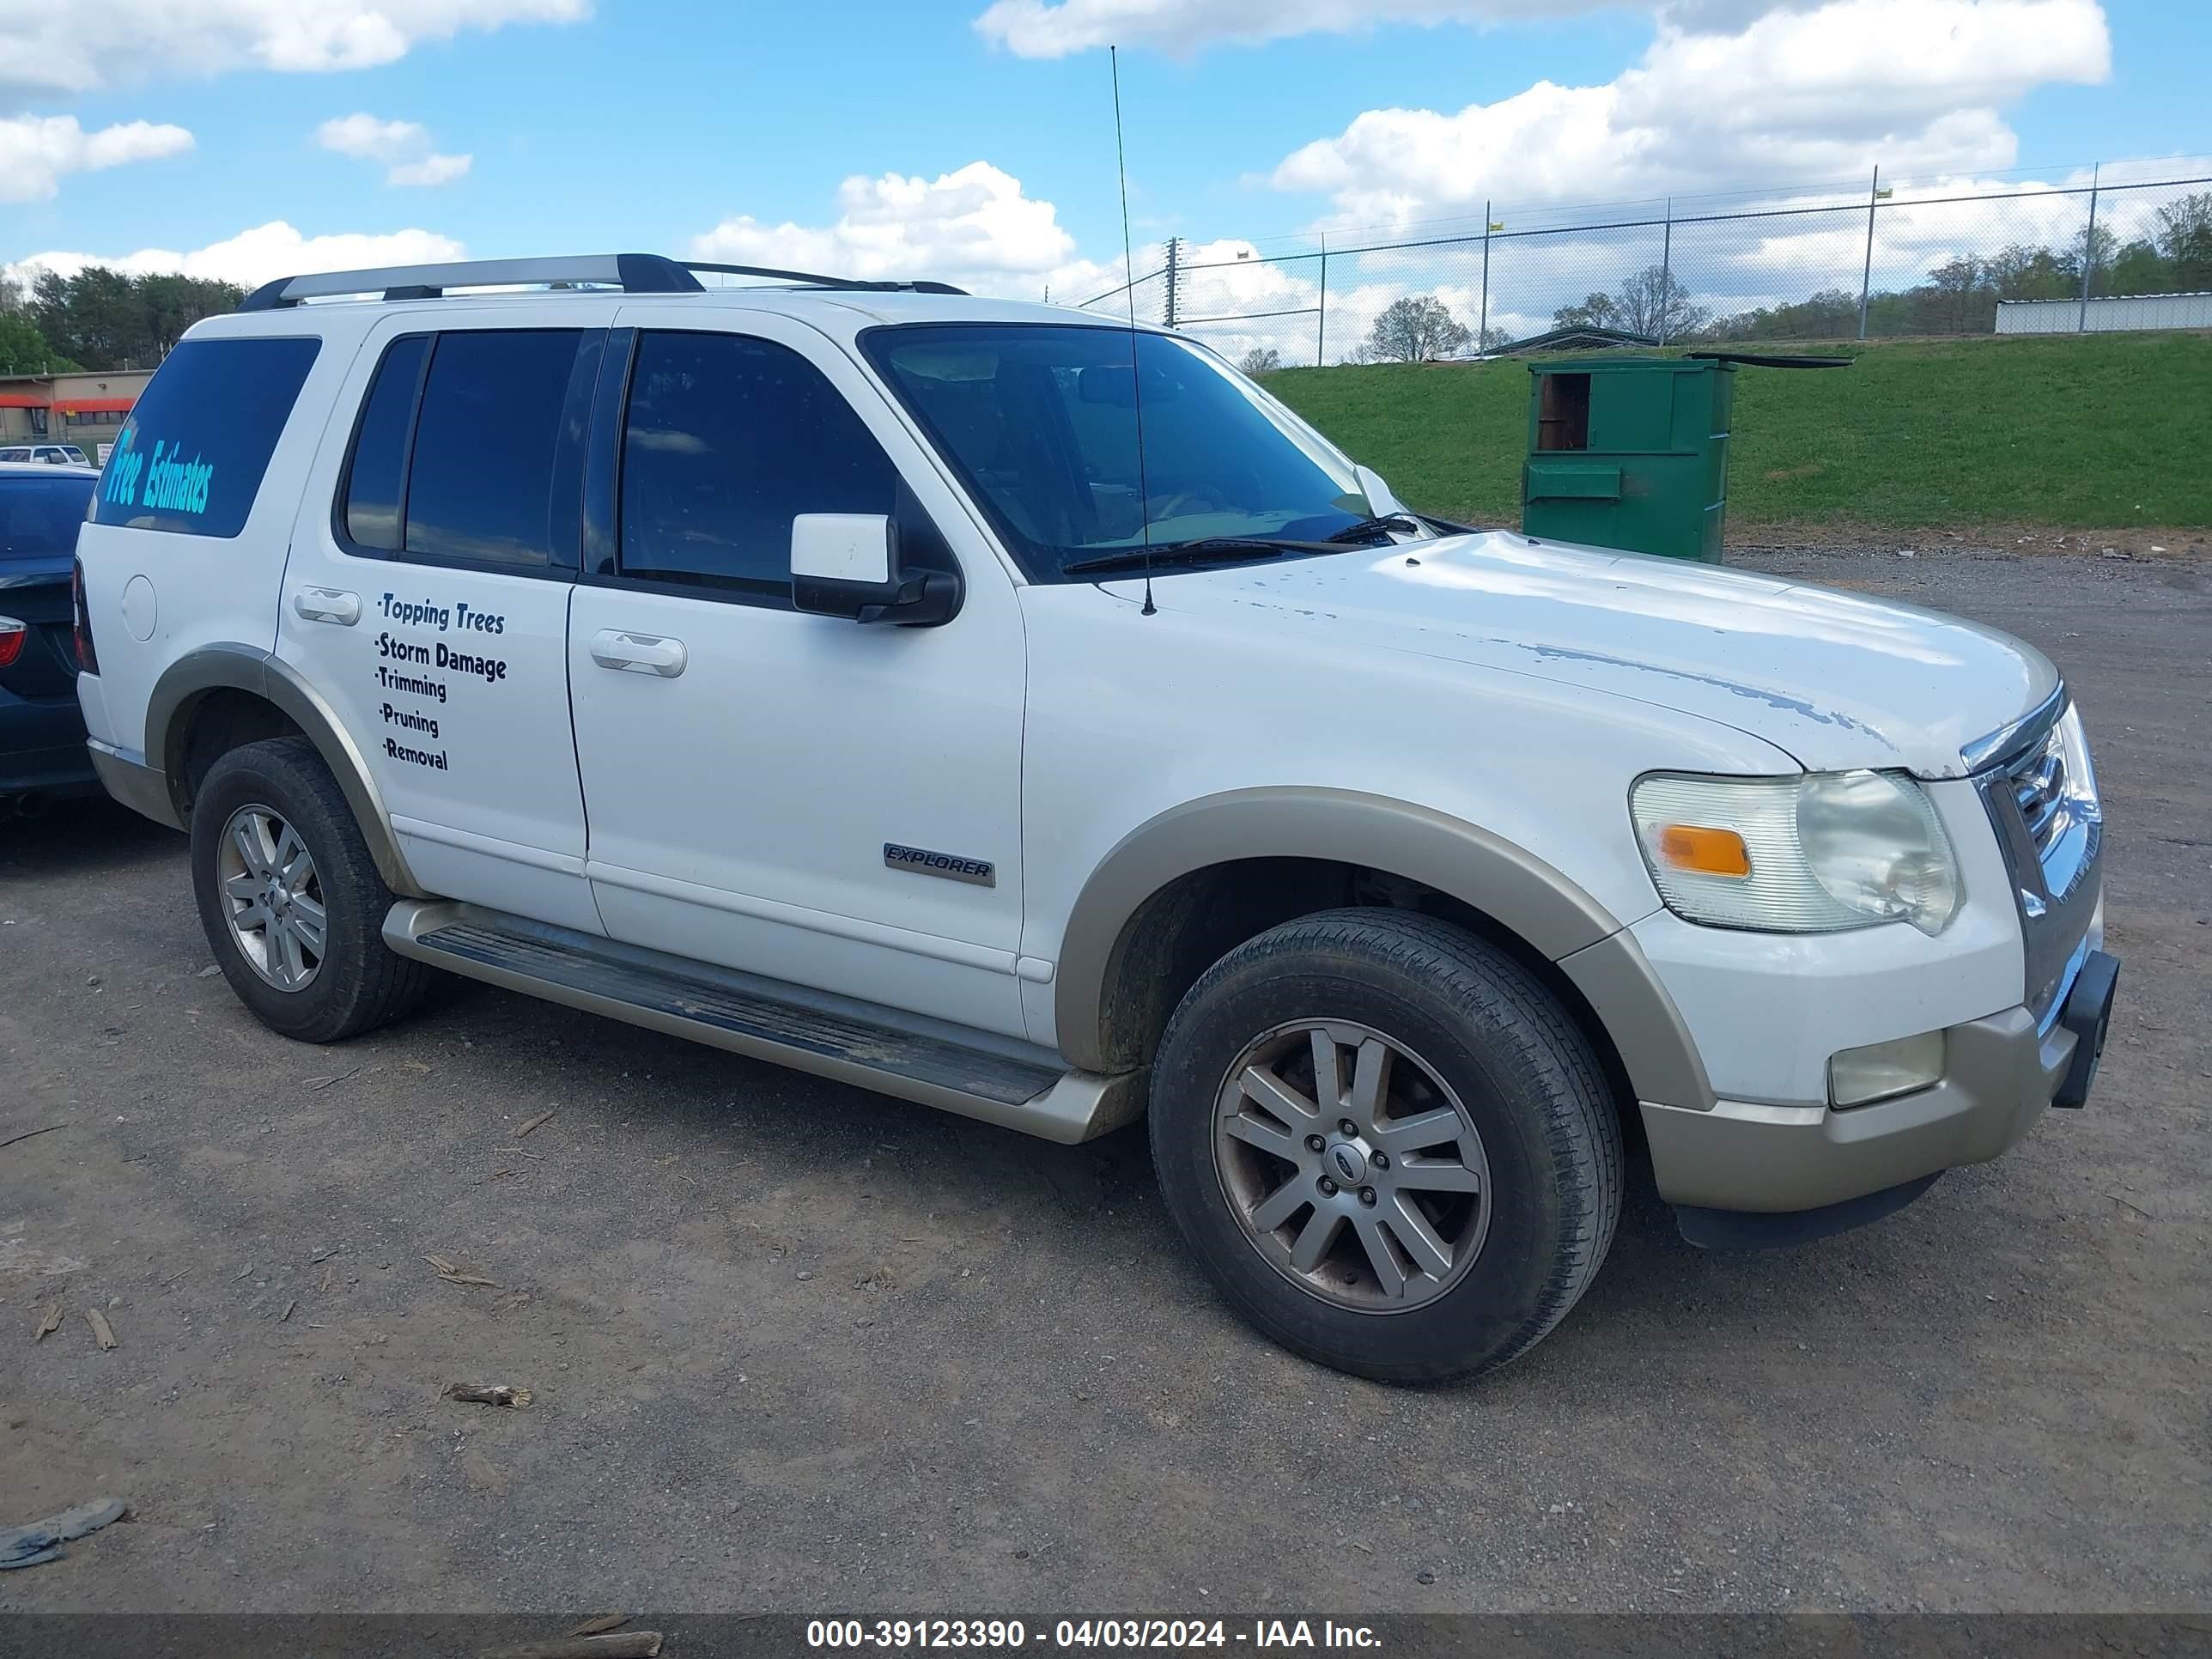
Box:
[1354,464,1409,516]
[790,514,961,627]
[1078,362,1184,405]
[1077,365,1137,407]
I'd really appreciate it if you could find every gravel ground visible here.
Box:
[2,544,2206,1616]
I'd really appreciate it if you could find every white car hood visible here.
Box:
[1109,532,2057,779]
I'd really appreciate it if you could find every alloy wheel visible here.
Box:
[1212,1019,1492,1313]
[216,804,328,992]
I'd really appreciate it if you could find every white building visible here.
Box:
[1996,291,2212,333]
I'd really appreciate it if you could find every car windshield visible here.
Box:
[0,472,94,561]
[862,323,1377,582]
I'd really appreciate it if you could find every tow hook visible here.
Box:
[2053,951,2120,1109]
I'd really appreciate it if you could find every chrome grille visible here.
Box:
[1972,690,2103,1027]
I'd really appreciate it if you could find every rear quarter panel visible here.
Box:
[75,319,365,759]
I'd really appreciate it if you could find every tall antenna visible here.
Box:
[1109,45,1156,617]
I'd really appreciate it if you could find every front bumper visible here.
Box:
[1644,948,2119,1222]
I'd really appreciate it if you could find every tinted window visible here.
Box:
[864,324,1370,581]
[405,330,588,568]
[92,336,319,538]
[0,473,95,562]
[341,334,430,551]
[620,331,896,597]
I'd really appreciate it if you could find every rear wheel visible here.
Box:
[191,737,430,1042]
[1149,908,1621,1382]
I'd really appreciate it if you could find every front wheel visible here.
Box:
[1149,909,1622,1382]
[190,736,432,1043]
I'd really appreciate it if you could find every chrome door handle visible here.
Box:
[293,587,360,626]
[590,629,687,678]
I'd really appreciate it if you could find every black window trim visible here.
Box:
[329,325,599,578]
[579,324,961,614]
[331,329,430,562]
[580,325,634,580]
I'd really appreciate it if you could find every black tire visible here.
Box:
[1149,908,1622,1383]
[190,736,432,1043]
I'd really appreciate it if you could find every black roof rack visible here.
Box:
[238,253,967,311]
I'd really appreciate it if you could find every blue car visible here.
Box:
[1,462,100,814]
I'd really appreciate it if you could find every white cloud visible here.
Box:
[0,114,193,203]
[315,112,471,186]
[388,152,471,186]
[691,162,1083,297]
[1272,0,2112,229]
[0,0,588,110]
[315,112,428,161]
[8,222,466,291]
[974,0,1577,58]
[994,0,2124,362]
[1674,164,2166,309]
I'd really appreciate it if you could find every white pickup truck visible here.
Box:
[72,255,2117,1381]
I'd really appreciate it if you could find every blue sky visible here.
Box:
[2,0,2207,301]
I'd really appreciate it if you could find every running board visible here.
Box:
[383,902,1145,1144]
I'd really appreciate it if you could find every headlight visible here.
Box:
[1631,770,1961,935]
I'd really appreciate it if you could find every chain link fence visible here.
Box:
[1077,157,2212,368]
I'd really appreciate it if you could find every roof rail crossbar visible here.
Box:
[681,261,969,296]
[238,253,705,311]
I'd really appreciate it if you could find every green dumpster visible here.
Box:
[1522,357,1735,562]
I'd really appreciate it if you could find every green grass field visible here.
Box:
[1262,331,2212,532]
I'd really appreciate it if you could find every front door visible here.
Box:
[279,307,613,934]
[565,312,1029,1037]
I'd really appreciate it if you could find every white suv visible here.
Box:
[73,254,2118,1381]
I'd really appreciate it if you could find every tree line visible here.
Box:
[1587,190,2212,344]
[1231,190,2212,368]
[0,266,246,374]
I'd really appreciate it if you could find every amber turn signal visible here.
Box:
[1656,823,1752,878]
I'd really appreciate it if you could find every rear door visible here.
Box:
[278,307,611,933]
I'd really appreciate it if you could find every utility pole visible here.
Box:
[1659,198,1674,345]
[2077,162,2101,334]
[1316,233,1328,367]
[1163,237,1181,330]
[1480,201,1492,354]
[1857,165,1881,341]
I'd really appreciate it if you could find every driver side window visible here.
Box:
[618,331,899,603]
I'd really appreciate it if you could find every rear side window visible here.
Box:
[404,330,591,567]
[341,333,430,551]
[0,474,96,561]
[93,336,319,538]
[618,331,897,598]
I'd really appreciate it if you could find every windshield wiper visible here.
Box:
[1324,513,1421,545]
[1062,536,1334,577]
